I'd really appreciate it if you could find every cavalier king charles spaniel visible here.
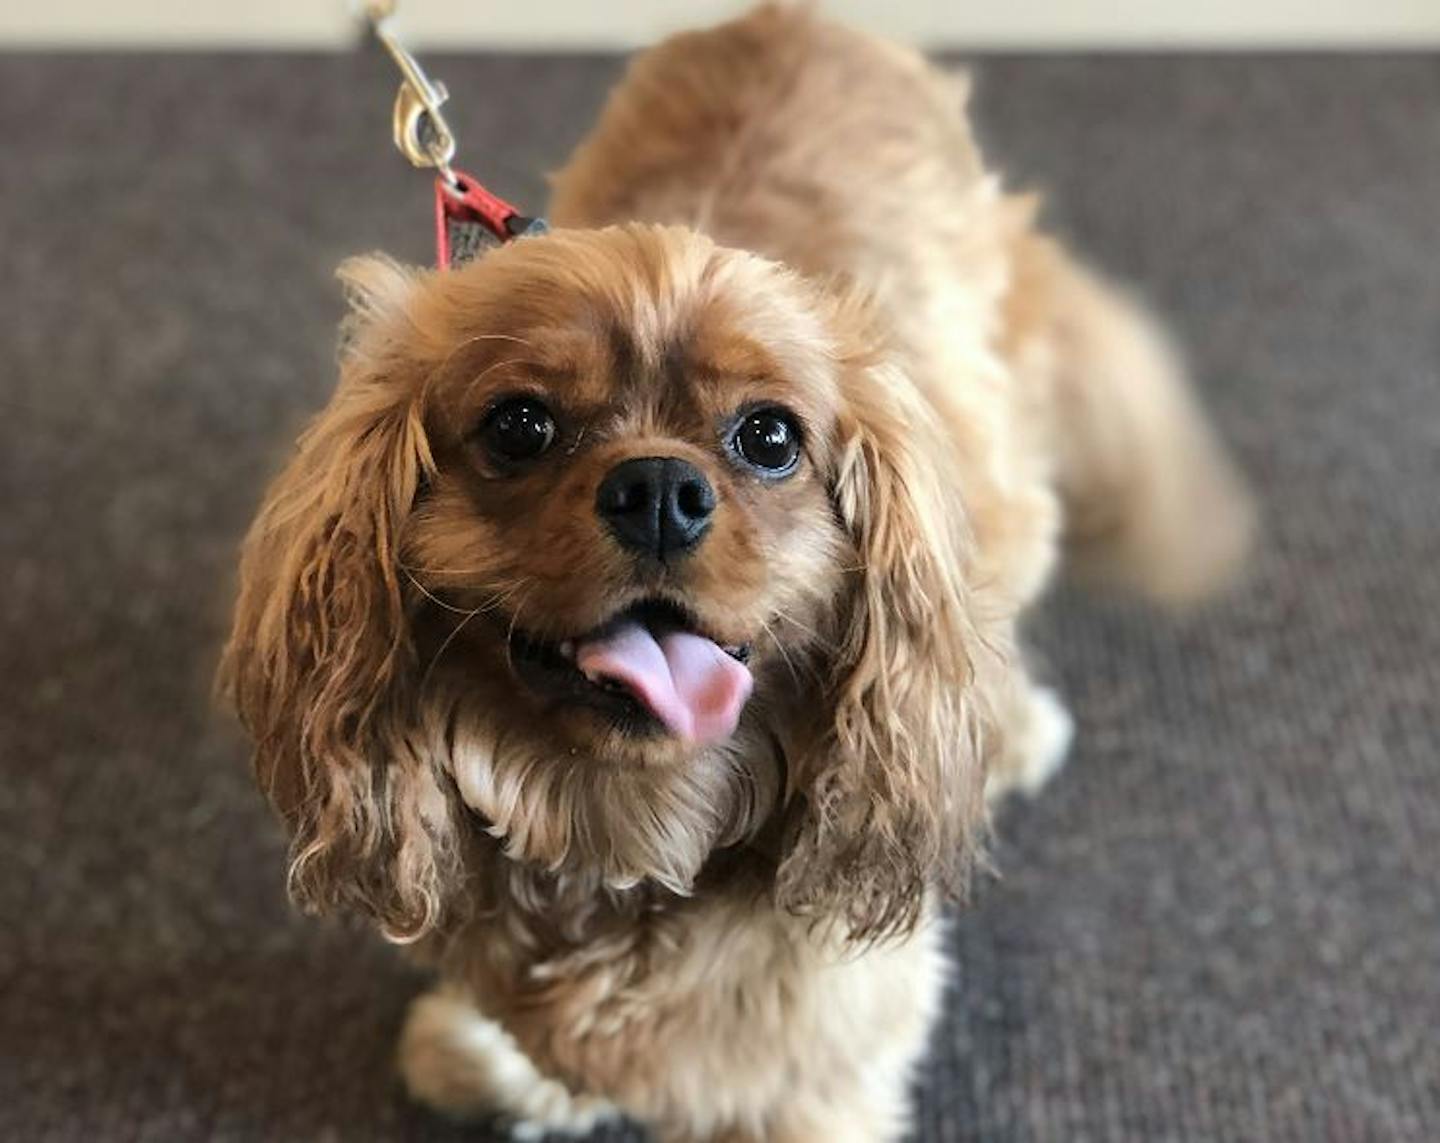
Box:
[222,6,1252,1140]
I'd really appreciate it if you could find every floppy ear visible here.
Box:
[776,346,1006,941]
[220,257,455,943]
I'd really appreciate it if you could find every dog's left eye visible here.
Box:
[731,407,802,475]
[480,397,557,462]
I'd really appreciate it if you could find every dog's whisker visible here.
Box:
[403,566,531,617]
[461,356,542,407]
[403,569,481,615]
[419,331,541,403]
[468,333,538,348]
[758,618,805,690]
[770,608,831,649]
[398,559,497,576]
[422,603,487,688]
[501,586,538,679]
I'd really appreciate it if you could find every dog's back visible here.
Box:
[551,4,999,321]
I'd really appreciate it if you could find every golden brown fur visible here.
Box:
[221,6,1252,1139]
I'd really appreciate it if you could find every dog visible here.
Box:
[221,6,1253,1140]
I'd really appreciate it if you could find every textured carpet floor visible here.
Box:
[2,46,1438,1143]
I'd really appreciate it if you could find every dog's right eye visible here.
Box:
[479,397,557,463]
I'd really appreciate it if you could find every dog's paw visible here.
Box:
[399,986,616,1137]
[987,685,1074,804]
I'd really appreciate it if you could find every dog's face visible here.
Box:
[407,230,847,763]
[224,226,998,943]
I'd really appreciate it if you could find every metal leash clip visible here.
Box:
[362,1,546,267]
[364,0,460,187]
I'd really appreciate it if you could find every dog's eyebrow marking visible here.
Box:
[688,334,782,382]
[662,333,693,388]
[607,319,642,388]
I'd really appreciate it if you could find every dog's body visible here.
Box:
[224,7,1251,1141]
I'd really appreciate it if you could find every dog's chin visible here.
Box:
[503,595,757,754]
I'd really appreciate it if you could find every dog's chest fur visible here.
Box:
[434,879,949,1131]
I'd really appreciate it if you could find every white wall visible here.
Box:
[3,0,1439,49]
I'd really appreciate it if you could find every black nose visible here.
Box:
[596,456,716,560]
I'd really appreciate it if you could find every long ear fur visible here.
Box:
[220,257,455,942]
[777,345,1005,942]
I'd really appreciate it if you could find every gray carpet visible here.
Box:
[2,46,1438,1143]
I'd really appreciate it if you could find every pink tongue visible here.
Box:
[575,622,753,744]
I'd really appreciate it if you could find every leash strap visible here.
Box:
[435,170,548,269]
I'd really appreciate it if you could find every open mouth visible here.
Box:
[509,597,754,744]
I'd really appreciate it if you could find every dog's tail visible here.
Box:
[1010,227,1256,605]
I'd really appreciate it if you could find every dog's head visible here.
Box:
[222,225,1002,943]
